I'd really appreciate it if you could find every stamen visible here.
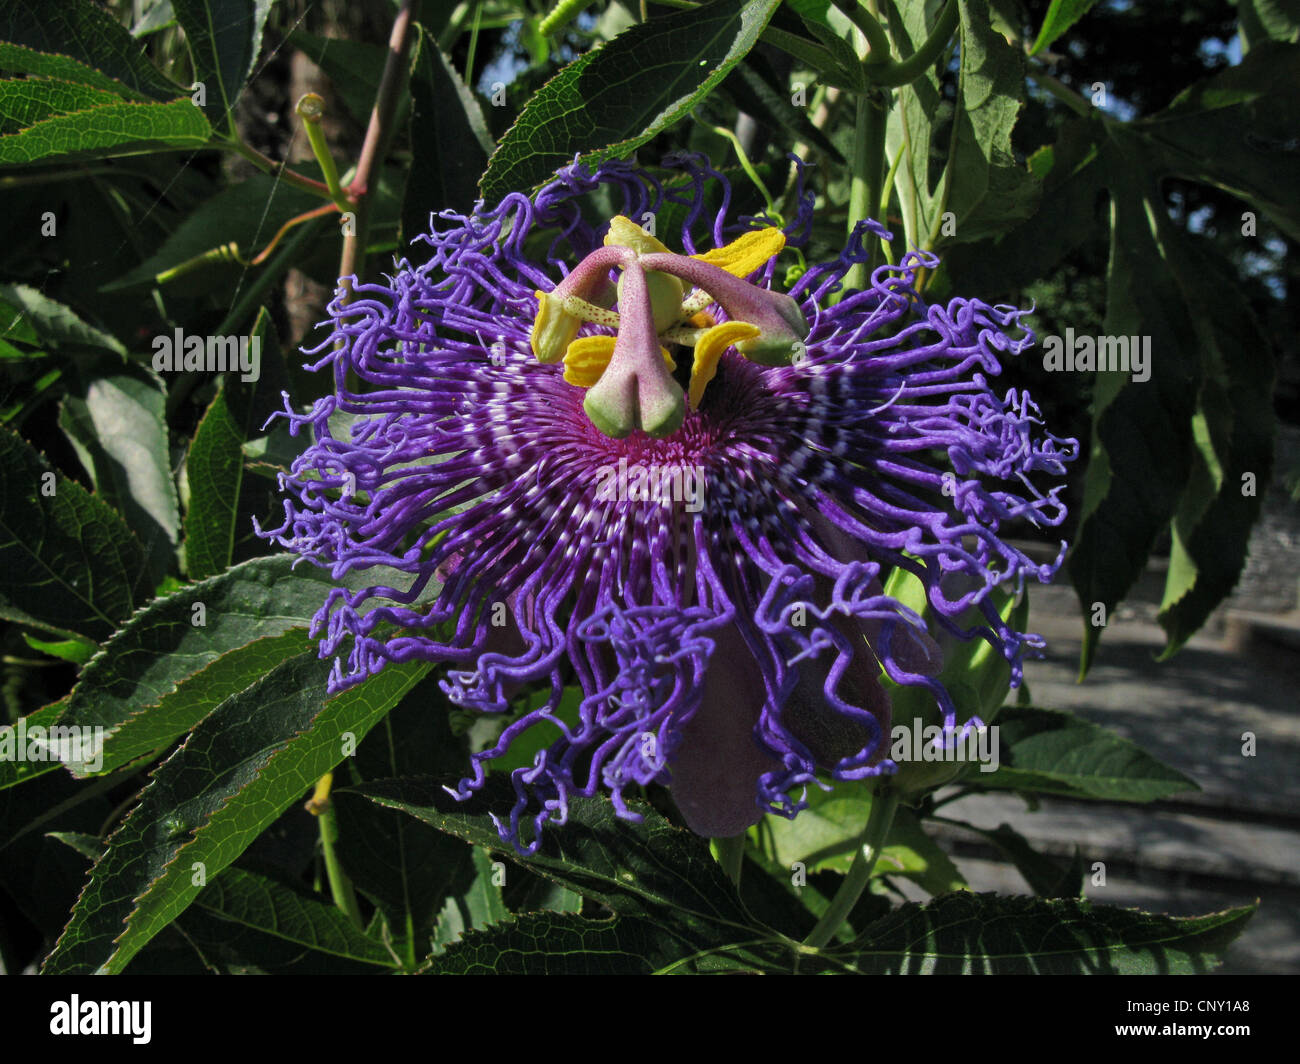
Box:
[689,321,761,410]
[692,227,786,278]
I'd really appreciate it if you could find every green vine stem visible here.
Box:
[306,773,364,928]
[802,788,899,949]
[836,1,892,65]
[295,93,352,211]
[223,136,334,200]
[338,0,420,300]
[842,84,890,295]
[868,0,959,86]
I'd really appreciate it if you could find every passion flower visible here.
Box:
[259,155,1076,852]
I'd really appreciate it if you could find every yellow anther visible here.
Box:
[688,321,760,409]
[692,227,786,279]
[604,215,672,256]
[531,290,580,363]
[563,334,674,387]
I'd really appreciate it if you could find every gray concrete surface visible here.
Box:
[922,548,1300,974]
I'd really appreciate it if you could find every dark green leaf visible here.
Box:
[947,819,1083,898]
[1069,131,1201,674]
[173,306,288,566]
[763,787,967,893]
[1141,42,1300,244]
[886,0,1039,248]
[724,57,845,163]
[479,0,783,202]
[171,0,273,128]
[0,77,123,131]
[0,426,149,642]
[427,910,684,974]
[104,173,322,291]
[968,705,1198,802]
[0,697,67,791]
[837,892,1253,973]
[42,653,428,974]
[46,830,104,861]
[1152,219,1275,655]
[331,678,477,958]
[353,776,759,945]
[0,0,183,101]
[0,283,126,354]
[60,361,179,587]
[182,389,243,579]
[60,554,367,777]
[190,866,399,970]
[288,30,388,127]
[464,847,510,929]
[403,30,493,234]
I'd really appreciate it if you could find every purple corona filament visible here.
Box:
[258,155,1078,853]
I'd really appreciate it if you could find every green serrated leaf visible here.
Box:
[46,830,105,861]
[352,776,759,947]
[0,77,124,131]
[1069,133,1203,674]
[59,554,366,777]
[479,0,783,202]
[427,910,683,974]
[0,427,149,642]
[763,787,966,894]
[465,846,510,929]
[1152,225,1275,655]
[725,56,845,163]
[182,389,243,579]
[42,654,428,974]
[191,866,399,970]
[1142,41,1300,243]
[969,705,1198,802]
[0,697,68,791]
[331,679,475,960]
[946,819,1083,898]
[171,0,273,129]
[836,892,1253,973]
[0,96,211,164]
[0,0,183,101]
